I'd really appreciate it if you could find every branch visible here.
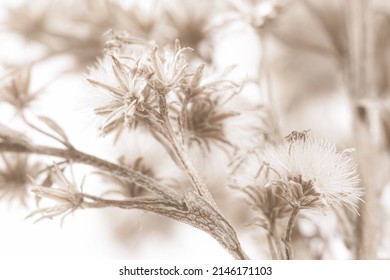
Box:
[283,205,300,260]
[0,139,182,204]
[82,192,249,260]
[0,138,249,260]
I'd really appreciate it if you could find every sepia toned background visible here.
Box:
[1,0,390,259]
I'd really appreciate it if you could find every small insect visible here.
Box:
[285,129,311,143]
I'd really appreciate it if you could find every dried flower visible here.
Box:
[87,37,194,139]
[0,65,38,111]
[149,40,191,94]
[175,66,267,154]
[230,149,290,223]
[28,165,83,224]
[0,153,41,206]
[183,94,239,152]
[243,183,291,227]
[173,64,241,151]
[87,53,155,135]
[261,133,362,212]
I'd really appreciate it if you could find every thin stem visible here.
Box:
[157,95,218,207]
[266,187,284,259]
[267,233,278,260]
[21,113,72,148]
[83,193,249,260]
[81,193,178,211]
[168,130,208,195]
[268,217,283,260]
[179,95,190,145]
[284,205,300,260]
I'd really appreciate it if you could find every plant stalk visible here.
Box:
[284,206,300,260]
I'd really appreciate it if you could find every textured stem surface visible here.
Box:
[0,139,248,259]
[284,206,300,260]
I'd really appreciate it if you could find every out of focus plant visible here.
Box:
[3,0,389,260]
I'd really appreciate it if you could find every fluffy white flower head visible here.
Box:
[262,132,361,212]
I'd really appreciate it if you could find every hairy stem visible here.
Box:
[158,95,218,207]
[0,139,248,259]
[0,140,182,204]
[82,192,248,259]
[267,233,278,260]
[268,217,283,260]
[284,206,300,260]
[169,131,216,202]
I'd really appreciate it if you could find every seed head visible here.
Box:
[28,165,83,225]
[87,53,156,136]
[261,133,362,212]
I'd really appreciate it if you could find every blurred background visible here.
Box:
[1,0,390,259]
